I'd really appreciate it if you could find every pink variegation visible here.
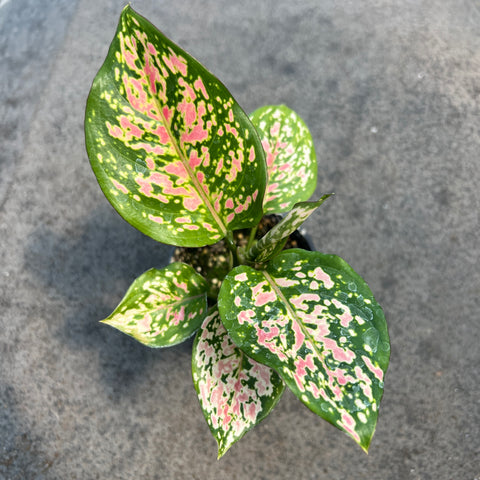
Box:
[219,249,390,452]
[101,263,208,347]
[192,309,284,458]
[85,6,266,247]
[250,105,317,214]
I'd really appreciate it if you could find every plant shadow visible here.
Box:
[23,205,194,395]
[0,382,59,479]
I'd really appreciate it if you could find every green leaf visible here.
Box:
[218,249,390,452]
[246,196,332,263]
[85,6,266,247]
[192,308,284,458]
[250,105,317,214]
[101,263,208,347]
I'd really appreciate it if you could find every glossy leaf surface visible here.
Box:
[192,309,284,458]
[250,105,317,213]
[85,6,266,247]
[246,196,331,263]
[218,249,390,451]
[102,263,208,347]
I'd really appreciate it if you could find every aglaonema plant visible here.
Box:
[85,5,390,458]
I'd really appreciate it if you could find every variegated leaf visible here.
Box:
[85,6,266,247]
[102,263,208,347]
[218,249,390,452]
[250,105,317,213]
[192,308,284,458]
[246,196,332,263]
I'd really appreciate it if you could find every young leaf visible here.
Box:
[250,105,317,213]
[85,6,266,247]
[192,308,284,458]
[218,249,390,452]
[102,263,208,347]
[246,195,332,263]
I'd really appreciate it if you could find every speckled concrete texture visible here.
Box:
[1,0,479,478]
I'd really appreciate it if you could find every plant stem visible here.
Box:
[225,231,240,267]
[246,224,258,251]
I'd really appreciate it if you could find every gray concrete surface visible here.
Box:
[1,0,479,478]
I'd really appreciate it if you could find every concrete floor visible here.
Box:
[1,0,479,478]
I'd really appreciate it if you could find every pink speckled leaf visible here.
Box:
[102,263,208,347]
[250,105,317,214]
[218,249,390,452]
[192,308,284,458]
[246,196,332,263]
[85,6,266,247]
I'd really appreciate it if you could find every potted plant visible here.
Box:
[85,6,390,458]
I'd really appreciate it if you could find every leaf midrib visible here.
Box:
[113,24,229,237]
[149,292,205,314]
[263,270,325,365]
[148,53,228,237]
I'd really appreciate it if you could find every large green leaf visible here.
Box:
[192,308,284,458]
[250,105,317,214]
[218,249,390,452]
[85,6,266,247]
[246,196,332,263]
[101,263,208,347]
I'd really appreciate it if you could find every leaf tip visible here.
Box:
[216,440,230,460]
[361,442,370,455]
[358,429,374,454]
[320,192,334,203]
[121,3,132,20]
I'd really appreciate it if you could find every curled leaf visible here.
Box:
[246,196,332,263]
